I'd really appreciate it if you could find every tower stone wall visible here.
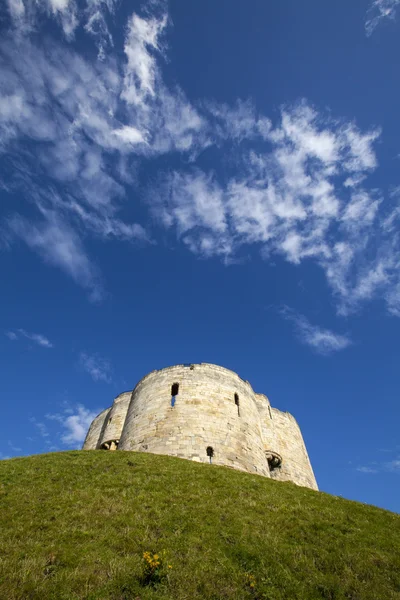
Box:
[98,392,132,450]
[83,408,110,450]
[269,408,317,489]
[82,363,318,490]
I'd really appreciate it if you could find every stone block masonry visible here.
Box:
[82,363,318,490]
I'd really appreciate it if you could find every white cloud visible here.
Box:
[84,0,117,59]
[112,125,147,145]
[60,405,101,446]
[386,459,400,471]
[153,102,395,315]
[0,7,204,298]
[7,210,103,302]
[1,1,400,322]
[5,328,53,347]
[366,0,400,35]
[18,329,53,348]
[120,9,206,154]
[6,0,78,38]
[357,466,378,474]
[46,404,103,447]
[8,441,22,453]
[122,12,167,108]
[6,0,25,21]
[46,0,78,39]
[205,99,272,142]
[79,352,112,382]
[357,455,400,474]
[5,331,18,340]
[281,308,352,355]
[29,417,51,445]
[155,170,227,240]
[342,192,380,224]
[4,0,119,47]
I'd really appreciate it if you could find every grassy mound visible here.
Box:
[0,451,399,600]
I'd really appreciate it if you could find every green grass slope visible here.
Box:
[0,452,399,600]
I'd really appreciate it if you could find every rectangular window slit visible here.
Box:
[171,382,179,407]
[234,393,240,416]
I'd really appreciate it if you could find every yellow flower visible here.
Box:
[168,565,172,569]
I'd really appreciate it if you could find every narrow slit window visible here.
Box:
[171,382,179,407]
[108,417,112,424]
[234,393,240,416]
[206,446,214,463]
[268,406,272,419]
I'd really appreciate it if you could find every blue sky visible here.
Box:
[1,0,400,512]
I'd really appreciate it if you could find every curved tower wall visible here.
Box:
[83,363,318,490]
[98,391,131,449]
[269,408,318,490]
[119,364,270,477]
[254,392,280,454]
[82,408,110,450]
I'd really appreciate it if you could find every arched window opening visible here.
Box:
[206,446,214,463]
[234,393,240,416]
[101,440,119,451]
[266,451,282,473]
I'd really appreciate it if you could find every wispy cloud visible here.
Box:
[154,102,398,316]
[84,0,117,59]
[8,441,22,453]
[25,402,102,451]
[29,417,52,451]
[79,352,112,382]
[7,210,103,302]
[357,447,400,474]
[5,328,53,348]
[6,0,78,38]
[2,1,400,322]
[46,404,102,447]
[386,459,400,471]
[280,307,352,355]
[0,3,202,299]
[357,460,400,474]
[357,466,378,474]
[366,0,400,35]
[122,10,168,108]
[5,331,18,341]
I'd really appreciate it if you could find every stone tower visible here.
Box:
[83,363,318,490]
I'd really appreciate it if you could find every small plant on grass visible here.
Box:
[244,572,256,590]
[141,551,171,586]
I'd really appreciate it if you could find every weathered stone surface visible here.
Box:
[82,407,110,450]
[82,363,318,490]
[98,391,131,449]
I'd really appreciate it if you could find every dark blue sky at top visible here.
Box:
[1,0,400,513]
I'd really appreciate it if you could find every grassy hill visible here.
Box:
[0,452,399,600]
